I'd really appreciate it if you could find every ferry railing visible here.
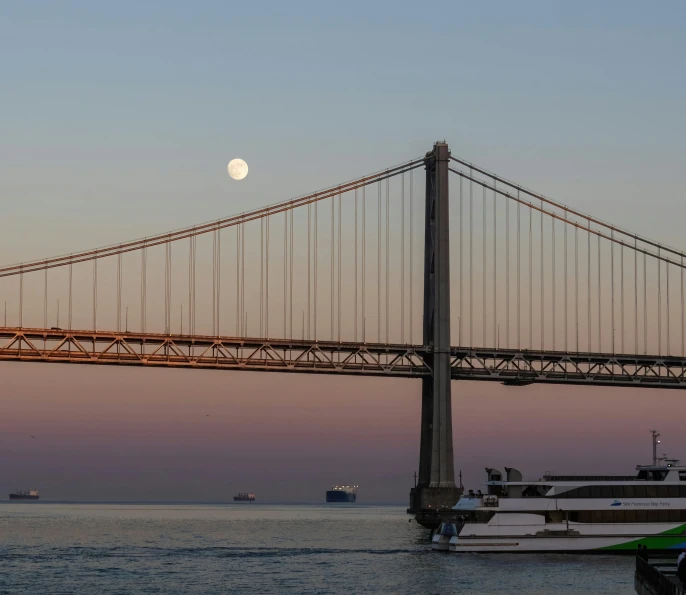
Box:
[635,556,684,595]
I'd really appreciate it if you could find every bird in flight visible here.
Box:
[30,435,36,439]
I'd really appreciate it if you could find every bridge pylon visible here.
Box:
[409,141,462,520]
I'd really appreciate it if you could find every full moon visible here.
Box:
[228,158,249,180]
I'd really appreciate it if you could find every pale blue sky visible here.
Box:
[2,0,685,263]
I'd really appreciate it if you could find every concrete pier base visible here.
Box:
[408,485,463,528]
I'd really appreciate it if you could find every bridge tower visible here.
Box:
[409,141,462,516]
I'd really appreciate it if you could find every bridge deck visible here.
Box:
[1,327,686,388]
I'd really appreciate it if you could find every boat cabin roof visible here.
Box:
[483,463,686,486]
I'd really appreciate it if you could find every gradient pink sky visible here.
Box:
[2,362,683,502]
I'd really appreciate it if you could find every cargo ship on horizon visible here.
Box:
[326,485,358,503]
[9,489,39,500]
[233,492,255,502]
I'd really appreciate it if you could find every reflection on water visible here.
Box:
[0,503,634,594]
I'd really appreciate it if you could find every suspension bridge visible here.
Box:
[1,141,685,511]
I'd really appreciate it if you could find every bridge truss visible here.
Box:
[2,327,685,389]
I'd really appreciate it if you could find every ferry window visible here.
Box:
[636,511,648,523]
[600,511,614,523]
[637,470,648,480]
[680,472,686,481]
[658,510,670,523]
[623,486,635,498]
[574,487,592,498]
[624,511,636,523]
[634,486,647,498]
[666,486,679,498]
[680,487,686,498]
[646,486,658,498]
[600,487,614,498]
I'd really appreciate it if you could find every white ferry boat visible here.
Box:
[433,432,686,553]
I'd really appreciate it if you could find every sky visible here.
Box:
[1,1,686,502]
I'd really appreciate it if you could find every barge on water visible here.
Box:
[9,489,39,500]
[326,485,358,503]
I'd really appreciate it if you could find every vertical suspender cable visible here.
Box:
[44,264,48,329]
[217,225,221,336]
[470,170,473,347]
[331,196,335,340]
[169,239,173,335]
[117,252,122,332]
[307,203,312,339]
[493,180,500,347]
[621,244,624,353]
[192,235,196,335]
[385,178,389,344]
[314,201,318,341]
[362,187,366,342]
[644,250,647,355]
[540,202,544,350]
[493,182,497,347]
[165,243,169,334]
[529,207,533,348]
[241,222,245,337]
[140,246,145,334]
[377,181,381,343]
[338,193,342,342]
[459,176,463,345]
[482,185,486,347]
[94,253,98,332]
[401,176,405,343]
[284,211,287,339]
[212,230,217,335]
[610,229,616,355]
[68,260,73,331]
[575,225,579,351]
[552,217,556,351]
[564,211,568,351]
[517,195,521,349]
[588,220,592,352]
[266,215,270,338]
[235,227,239,336]
[681,254,684,358]
[354,190,358,342]
[505,180,509,348]
[494,182,500,348]
[597,235,601,352]
[20,267,24,328]
[167,239,172,335]
[667,258,670,356]
[658,249,665,355]
[260,218,264,337]
[290,209,294,339]
[635,239,639,356]
[409,174,413,344]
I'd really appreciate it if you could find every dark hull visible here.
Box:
[326,491,356,503]
[9,494,39,500]
[233,497,255,502]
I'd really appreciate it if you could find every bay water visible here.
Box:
[0,503,634,594]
